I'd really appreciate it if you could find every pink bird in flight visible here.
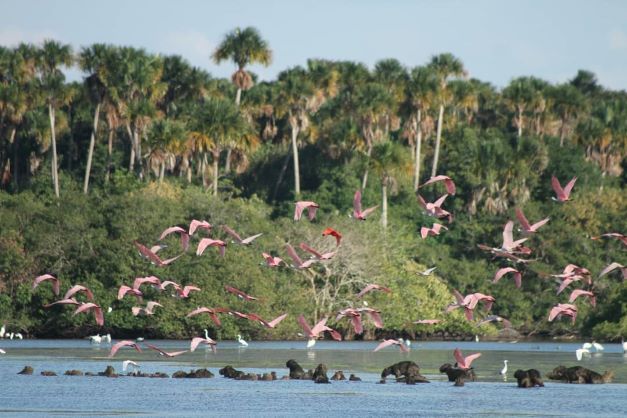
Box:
[196,238,227,257]
[222,225,263,245]
[190,336,217,353]
[294,201,320,221]
[420,223,448,239]
[134,242,182,267]
[417,194,453,223]
[515,208,549,234]
[356,283,391,298]
[188,219,212,236]
[420,175,456,195]
[132,301,162,316]
[33,274,60,296]
[109,340,142,358]
[187,307,230,326]
[454,348,481,369]
[159,226,190,251]
[353,190,378,220]
[374,339,410,353]
[64,285,95,301]
[74,303,104,326]
[285,244,318,269]
[551,175,577,202]
[322,227,342,246]
[299,242,336,260]
[548,303,578,324]
[261,252,287,267]
[492,267,523,288]
[224,285,258,301]
[568,289,596,307]
[297,315,342,345]
[145,343,187,357]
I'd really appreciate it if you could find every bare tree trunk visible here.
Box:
[381,179,388,229]
[517,107,523,138]
[290,124,301,197]
[9,128,17,189]
[105,129,113,183]
[272,148,292,202]
[201,153,207,189]
[224,87,243,174]
[48,104,60,198]
[83,102,101,194]
[212,150,219,196]
[159,162,165,183]
[126,123,134,171]
[431,104,444,177]
[413,110,422,191]
[361,144,373,190]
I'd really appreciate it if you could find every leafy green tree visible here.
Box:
[369,140,410,228]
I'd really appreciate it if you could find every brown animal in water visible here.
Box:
[331,370,346,381]
[547,365,613,384]
[513,369,544,388]
[286,359,307,379]
[313,363,330,384]
[439,363,477,382]
[381,361,429,384]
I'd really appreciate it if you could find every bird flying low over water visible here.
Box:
[246,313,288,329]
[322,227,342,246]
[420,175,456,195]
[454,348,482,370]
[551,175,577,202]
[109,340,142,358]
[134,241,182,267]
[515,208,549,234]
[492,267,523,288]
[548,303,578,324]
[297,315,342,347]
[222,225,263,245]
[294,201,320,221]
[131,301,162,316]
[196,238,227,257]
[374,339,410,353]
[145,343,187,357]
[33,274,60,296]
[74,303,104,326]
[190,337,217,353]
[447,290,495,321]
[353,190,378,220]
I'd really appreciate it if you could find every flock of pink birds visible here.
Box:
[22,173,626,365]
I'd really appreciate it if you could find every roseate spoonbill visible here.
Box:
[515,208,549,234]
[109,340,142,358]
[417,267,437,276]
[599,262,626,280]
[159,226,190,251]
[131,301,162,316]
[157,280,181,292]
[236,335,249,347]
[117,285,143,301]
[132,276,161,290]
[374,339,410,353]
[196,238,227,257]
[420,175,456,195]
[500,360,508,379]
[222,225,263,245]
[556,276,584,295]
[261,252,286,267]
[150,244,167,254]
[176,285,201,298]
[224,285,258,301]
[74,303,104,326]
[190,336,217,353]
[591,232,627,247]
[187,307,229,326]
[299,242,336,260]
[501,221,528,252]
[353,190,378,220]
[122,360,140,373]
[358,307,384,329]
[493,267,522,288]
[447,290,495,321]
[568,289,596,307]
[188,219,212,236]
[336,308,363,334]
[453,348,481,370]
[297,315,342,348]
[420,223,448,239]
[145,343,188,357]
[63,285,95,301]
[417,194,453,222]
[413,319,441,325]
[551,175,577,202]
[43,298,80,308]
[357,284,391,298]
[294,201,320,221]
[247,313,288,329]
[134,242,182,267]
[478,315,511,328]
[548,303,578,324]
[285,244,318,269]
[322,227,342,246]
[33,274,60,296]
[476,244,532,264]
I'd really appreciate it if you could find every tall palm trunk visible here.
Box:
[273,148,292,202]
[105,128,113,183]
[224,87,243,174]
[413,109,423,191]
[126,123,134,171]
[361,144,373,190]
[290,120,301,197]
[212,150,219,196]
[9,128,17,189]
[381,179,388,229]
[517,107,523,138]
[83,102,101,194]
[48,103,60,198]
[431,104,444,177]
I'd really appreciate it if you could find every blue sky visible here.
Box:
[2,0,626,89]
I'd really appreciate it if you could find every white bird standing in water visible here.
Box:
[89,334,102,344]
[236,334,248,347]
[102,334,111,344]
[0,348,5,354]
[622,337,627,353]
[0,324,5,338]
[582,341,604,352]
[500,360,508,380]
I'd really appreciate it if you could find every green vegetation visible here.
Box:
[0,28,625,341]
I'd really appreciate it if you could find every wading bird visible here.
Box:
[188,220,212,236]
[187,307,230,326]
[131,301,163,316]
[515,208,549,234]
[118,285,143,301]
[420,223,448,239]
[63,285,95,301]
[417,194,453,223]
[454,348,482,370]
[176,285,201,298]
[492,267,522,288]
[261,252,287,267]
[599,262,626,280]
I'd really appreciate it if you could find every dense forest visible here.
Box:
[0,27,625,341]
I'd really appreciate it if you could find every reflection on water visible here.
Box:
[0,340,626,416]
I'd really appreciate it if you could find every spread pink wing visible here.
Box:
[360,205,379,219]
[463,352,482,369]
[452,289,465,305]
[530,217,550,231]
[433,194,448,208]
[241,233,263,244]
[353,190,362,215]
[364,310,384,328]
[300,242,323,259]
[33,274,60,295]
[131,307,142,316]
[515,208,531,231]
[44,298,79,308]
[351,315,363,335]
[310,317,329,336]
[266,313,288,328]
[135,242,164,265]
[417,194,428,209]
[222,225,243,242]
[159,226,187,241]
[563,177,577,198]
[502,221,515,249]
[189,220,211,236]
[551,176,565,200]
[297,314,313,336]
[373,339,397,352]
[285,244,304,266]
[146,301,162,312]
[190,337,207,352]
[493,267,519,286]
[453,348,465,365]
[187,307,210,318]
[357,284,377,298]
[307,206,318,221]
[294,202,306,220]
[196,239,222,256]
[328,329,342,341]
[420,227,430,239]
[599,262,623,278]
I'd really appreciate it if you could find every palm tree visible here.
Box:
[550,83,586,146]
[428,53,465,177]
[404,66,437,190]
[36,40,74,198]
[373,59,407,134]
[502,77,540,138]
[146,118,186,182]
[78,43,112,194]
[369,140,410,229]
[212,26,272,172]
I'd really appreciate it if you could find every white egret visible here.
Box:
[500,360,508,380]
[236,334,248,347]
[89,334,102,344]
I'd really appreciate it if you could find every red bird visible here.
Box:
[322,227,342,246]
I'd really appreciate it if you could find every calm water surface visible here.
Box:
[1,339,626,417]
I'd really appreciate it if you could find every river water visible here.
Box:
[1,339,626,417]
